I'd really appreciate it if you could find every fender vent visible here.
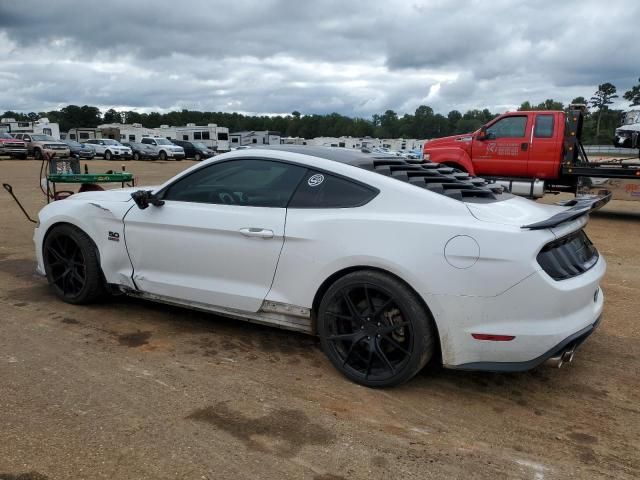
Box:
[359,158,503,200]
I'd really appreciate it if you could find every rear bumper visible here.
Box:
[451,315,601,372]
[429,254,606,369]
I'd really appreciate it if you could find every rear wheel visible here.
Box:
[43,224,105,304]
[104,150,112,160]
[318,270,435,387]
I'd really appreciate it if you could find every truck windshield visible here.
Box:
[155,139,173,145]
[103,139,120,145]
[623,111,640,125]
[0,132,13,139]
[31,135,56,141]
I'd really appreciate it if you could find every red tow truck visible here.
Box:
[423,106,640,201]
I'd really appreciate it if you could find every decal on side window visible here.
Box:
[308,174,325,187]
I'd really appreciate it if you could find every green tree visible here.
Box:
[590,83,618,138]
[103,108,121,124]
[623,77,640,107]
[518,101,533,111]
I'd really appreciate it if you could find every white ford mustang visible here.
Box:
[34,146,607,387]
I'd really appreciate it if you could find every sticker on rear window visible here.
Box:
[308,174,324,187]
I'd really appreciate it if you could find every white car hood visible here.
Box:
[68,185,160,203]
[466,195,567,227]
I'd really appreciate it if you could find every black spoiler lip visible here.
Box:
[522,192,612,230]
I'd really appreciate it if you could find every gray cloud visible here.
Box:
[0,0,638,118]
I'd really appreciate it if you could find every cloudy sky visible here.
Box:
[0,0,639,118]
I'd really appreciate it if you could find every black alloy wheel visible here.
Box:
[318,270,435,387]
[43,224,105,304]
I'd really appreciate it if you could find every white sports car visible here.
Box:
[34,146,607,387]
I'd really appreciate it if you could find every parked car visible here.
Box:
[0,131,28,159]
[62,139,95,159]
[170,140,215,161]
[122,141,160,161]
[33,146,606,388]
[85,139,132,160]
[13,133,70,159]
[140,137,185,160]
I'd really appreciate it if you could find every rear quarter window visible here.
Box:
[288,170,378,208]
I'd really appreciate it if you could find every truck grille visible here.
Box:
[537,230,598,280]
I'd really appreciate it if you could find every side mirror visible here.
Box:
[131,190,165,209]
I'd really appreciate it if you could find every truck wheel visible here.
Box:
[104,150,112,160]
[159,151,167,161]
[34,148,43,160]
[317,270,436,388]
[43,224,105,304]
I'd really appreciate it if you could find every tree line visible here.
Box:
[3,78,639,145]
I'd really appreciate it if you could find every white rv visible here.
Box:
[0,117,61,139]
[614,110,640,149]
[165,123,230,152]
[229,130,281,148]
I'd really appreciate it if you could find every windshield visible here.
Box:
[0,132,14,139]
[64,140,81,147]
[155,138,173,145]
[103,139,121,145]
[32,135,56,141]
[193,142,208,149]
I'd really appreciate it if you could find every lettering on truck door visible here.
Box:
[472,114,530,176]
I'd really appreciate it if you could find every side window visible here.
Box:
[487,116,527,138]
[534,115,554,138]
[163,159,306,208]
[194,132,202,140]
[289,170,378,208]
[202,131,210,140]
[183,135,188,140]
[141,138,151,144]
[129,134,136,141]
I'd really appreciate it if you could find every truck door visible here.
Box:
[527,113,559,179]
[472,114,530,176]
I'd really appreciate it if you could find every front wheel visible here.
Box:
[318,270,436,388]
[34,148,42,160]
[194,153,202,161]
[43,224,105,304]
[133,152,141,161]
[104,150,112,160]
[159,151,167,160]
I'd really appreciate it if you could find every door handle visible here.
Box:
[521,143,528,151]
[239,228,274,239]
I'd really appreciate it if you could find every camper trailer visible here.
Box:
[0,118,61,139]
[166,124,230,152]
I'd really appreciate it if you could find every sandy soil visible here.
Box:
[0,159,638,480]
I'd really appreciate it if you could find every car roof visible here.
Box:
[257,145,398,167]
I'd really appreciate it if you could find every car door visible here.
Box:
[123,158,307,312]
[471,114,530,176]
[527,113,560,179]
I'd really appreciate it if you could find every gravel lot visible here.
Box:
[1,159,638,480]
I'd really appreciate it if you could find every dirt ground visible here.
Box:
[0,159,638,480]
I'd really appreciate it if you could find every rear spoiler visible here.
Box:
[522,192,612,230]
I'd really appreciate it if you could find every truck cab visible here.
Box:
[423,111,565,179]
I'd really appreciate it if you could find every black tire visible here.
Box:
[34,148,42,160]
[159,151,167,161]
[317,270,435,387]
[43,224,105,304]
[194,153,202,162]
[104,150,112,160]
[133,152,141,161]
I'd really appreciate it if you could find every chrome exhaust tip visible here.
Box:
[545,346,576,368]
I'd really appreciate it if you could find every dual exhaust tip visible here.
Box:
[545,346,576,368]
